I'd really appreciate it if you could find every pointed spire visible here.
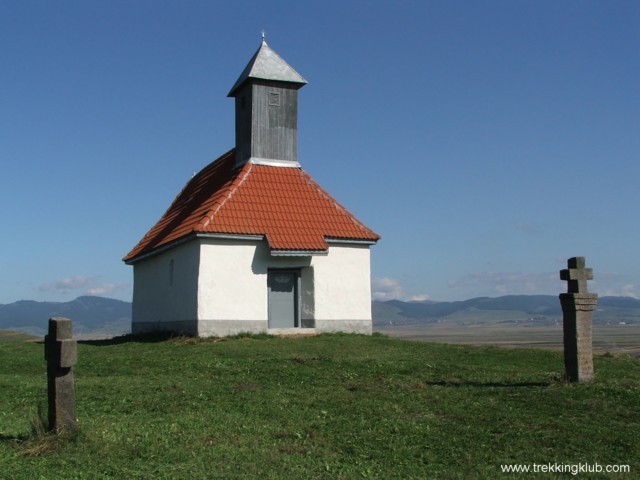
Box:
[228,38,307,97]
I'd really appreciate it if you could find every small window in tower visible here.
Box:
[268,92,280,106]
[169,259,174,287]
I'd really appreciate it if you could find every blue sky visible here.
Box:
[1,0,639,304]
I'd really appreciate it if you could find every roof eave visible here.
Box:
[124,232,266,265]
[270,249,328,257]
[326,238,380,246]
[123,233,199,265]
[269,238,380,257]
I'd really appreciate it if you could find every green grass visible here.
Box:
[1,333,638,479]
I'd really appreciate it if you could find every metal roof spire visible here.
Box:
[228,36,307,97]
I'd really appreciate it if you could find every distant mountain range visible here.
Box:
[373,295,640,327]
[0,296,131,337]
[1,295,639,337]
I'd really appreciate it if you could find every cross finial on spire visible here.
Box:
[261,30,266,44]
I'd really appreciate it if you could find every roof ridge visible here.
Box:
[123,149,236,262]
[162,149,233,216]
[299,169,379,238]
[198,161,254,229]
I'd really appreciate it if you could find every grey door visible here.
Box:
[268,270,299,328]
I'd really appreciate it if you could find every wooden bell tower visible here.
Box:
[228,38,307,168]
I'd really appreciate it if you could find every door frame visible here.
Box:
[267,269,301,329]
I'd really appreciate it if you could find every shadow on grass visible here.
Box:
[425,380,553,388]
[0,429,84,457]
[80,331,323,346]
[78,331,179,346]
[0,432,30,443]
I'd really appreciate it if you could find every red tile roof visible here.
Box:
[124,150,380,262]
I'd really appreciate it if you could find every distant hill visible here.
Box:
[0,296,131,337]
[2,294,639,337]
[372,295,640,327]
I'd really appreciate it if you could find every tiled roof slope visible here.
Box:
[124,150,380,262]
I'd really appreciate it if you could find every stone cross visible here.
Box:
[44,317,77,431]
[560,256,593,293]
[559,257,598,382]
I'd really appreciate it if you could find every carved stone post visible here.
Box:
[559,257,598,382]
[44,317,77,431]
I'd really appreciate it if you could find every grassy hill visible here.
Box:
[0,333,638,478]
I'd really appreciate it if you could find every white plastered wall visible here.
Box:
[197,238,314,336]
[131,241,199,333]
[132,237,373,337]
[312,243,373,334]
[197,238,265,336]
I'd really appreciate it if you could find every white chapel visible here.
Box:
[124,39,380,337]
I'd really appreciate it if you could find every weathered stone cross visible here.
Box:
[559,257,598,382]
[44,317,77,431]
[560,256,593,293]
